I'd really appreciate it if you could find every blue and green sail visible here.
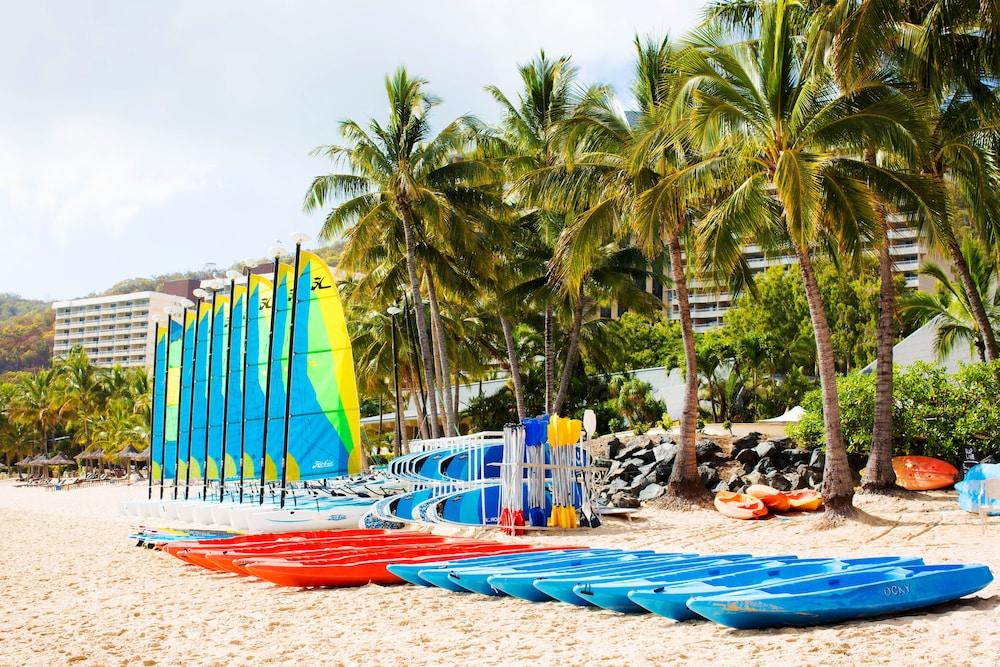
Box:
[175,309,197,488]
[206,295,229,483]
[187,302,213,485]
[264,264,294,481]
[223,284,247,482]
[243,273,274,482]
[161,317,183,483]
[149,325,167,484]
[284,250,361,480]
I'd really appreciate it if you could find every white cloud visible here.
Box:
[0,115,216,244]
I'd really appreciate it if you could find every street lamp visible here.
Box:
[386,305,404,455]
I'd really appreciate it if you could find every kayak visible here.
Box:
[244,501,374,533]
[746,485,791,512]
[785,490,823,511]
[531,554,750,606]
[242,543,533,587]
[163,529,397,561]
[687,563,993,628]
[436,551,644,596]
[627,556,924,621]
[715,492,768,519]
[486,552,680,602]
[892,456,959,491]
[388,549,586,587]
[574,557,797,613]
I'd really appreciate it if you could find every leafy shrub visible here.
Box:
[788,361,1000,460]
[659,412,675,431]
[632,422,650,435]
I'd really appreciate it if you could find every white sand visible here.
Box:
[0,481,997,667]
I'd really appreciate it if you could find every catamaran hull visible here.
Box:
[245,504,373,534]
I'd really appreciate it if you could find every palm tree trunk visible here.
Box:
[793,242,854,516]
[544,304,555,414]
[396,204,441,438]
[425,272,456,435]
[453,364,461,431]
[500,314,527,420]
[943,229,999,360]
[553,286,585,414]
[665,234,705,500]
[863,220,897,492]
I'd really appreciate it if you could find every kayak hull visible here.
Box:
[892,456,959,491]
[687,564,993,628]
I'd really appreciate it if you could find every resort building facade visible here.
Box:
[606,217,930,331]
[51,292,187,368]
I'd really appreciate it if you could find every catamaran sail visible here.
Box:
[206,295,229,482]
[264,264,293,482]
[285,249,362,479]
[243,273,273,482]
[187,301,213,485]
[174,309,197,491]
[224,284,247,482]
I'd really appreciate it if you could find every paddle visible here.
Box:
[579,409,600,528]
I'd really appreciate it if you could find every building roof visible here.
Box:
[51,291,177,309]
[861,321,977,374]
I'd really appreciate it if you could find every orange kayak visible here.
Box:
[714,491,768,520]
[892,456,958,491]
[785,490,823,511]
[745,484,792,513]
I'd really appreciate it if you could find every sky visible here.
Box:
[0,1,704,301]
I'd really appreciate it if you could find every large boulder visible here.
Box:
[809,448,825,469]
[653,442,679,465]
[712,480,731,494]
[607,477,628,494]
[654,462,673,484]
[744,470,766,487]
[611,491,640,508]
[754,441,777,460]
[734,448,759,467]
[731,432,761,453]
[698,463,721,488]
[607,437,624,460]
[765,471,793,491]
[696,439,722,463]
[639,483,665,502]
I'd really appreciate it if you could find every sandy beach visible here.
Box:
[0,481,997,667]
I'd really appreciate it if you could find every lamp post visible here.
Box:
[387,305,403,456]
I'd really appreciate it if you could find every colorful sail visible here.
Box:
[187,301,213,485]
[206,295,229,482]
[174,309,197,488]
[149,324,167,484]
[243,273,273,482]
[223,284,247,481]
[264,264,294,481]
[285,250,362,479]
[162,317,184,483]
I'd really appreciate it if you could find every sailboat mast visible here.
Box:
[258,255,281,505]
[278,242,303,508]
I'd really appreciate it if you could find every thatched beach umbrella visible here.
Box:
[14,456,34,467]
[116,444,149,479]
[47,453,75,466]
[75,448,104,475]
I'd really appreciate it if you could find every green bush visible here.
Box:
[788,361,1000,460]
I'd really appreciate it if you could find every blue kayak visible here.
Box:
[534,554,755,606]
[575,557,799,613]
[628,556,924,621]
[443,550,653,596]
[486,553,688,602]
[387,550,583,587]
[687,563,994,628]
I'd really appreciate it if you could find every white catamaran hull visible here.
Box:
[245,503,372,534]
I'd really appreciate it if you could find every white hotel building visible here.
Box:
[51,292,186,369]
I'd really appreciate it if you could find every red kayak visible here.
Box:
[184,535,456,572]
[892,456,959,491]
[206,538,495,575]
[243,544,544,587]
[161,529,393,557]
[170,532,431,567]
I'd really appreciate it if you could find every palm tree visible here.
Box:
[8,369,63,455]
[685,0,937,516]
[304,67,494,439]
[902,236,1000,361]
[486,52,584,414]
[57,349,107,454]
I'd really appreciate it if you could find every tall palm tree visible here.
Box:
[685,0,935,516]
[486,52,584,414]
[57,349,107,454]
[538,36,715,499]
[304,67,493,439]
[8,369,63,455]
[902,236,1000,361]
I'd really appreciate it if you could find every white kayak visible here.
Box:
[244,501,374,533]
